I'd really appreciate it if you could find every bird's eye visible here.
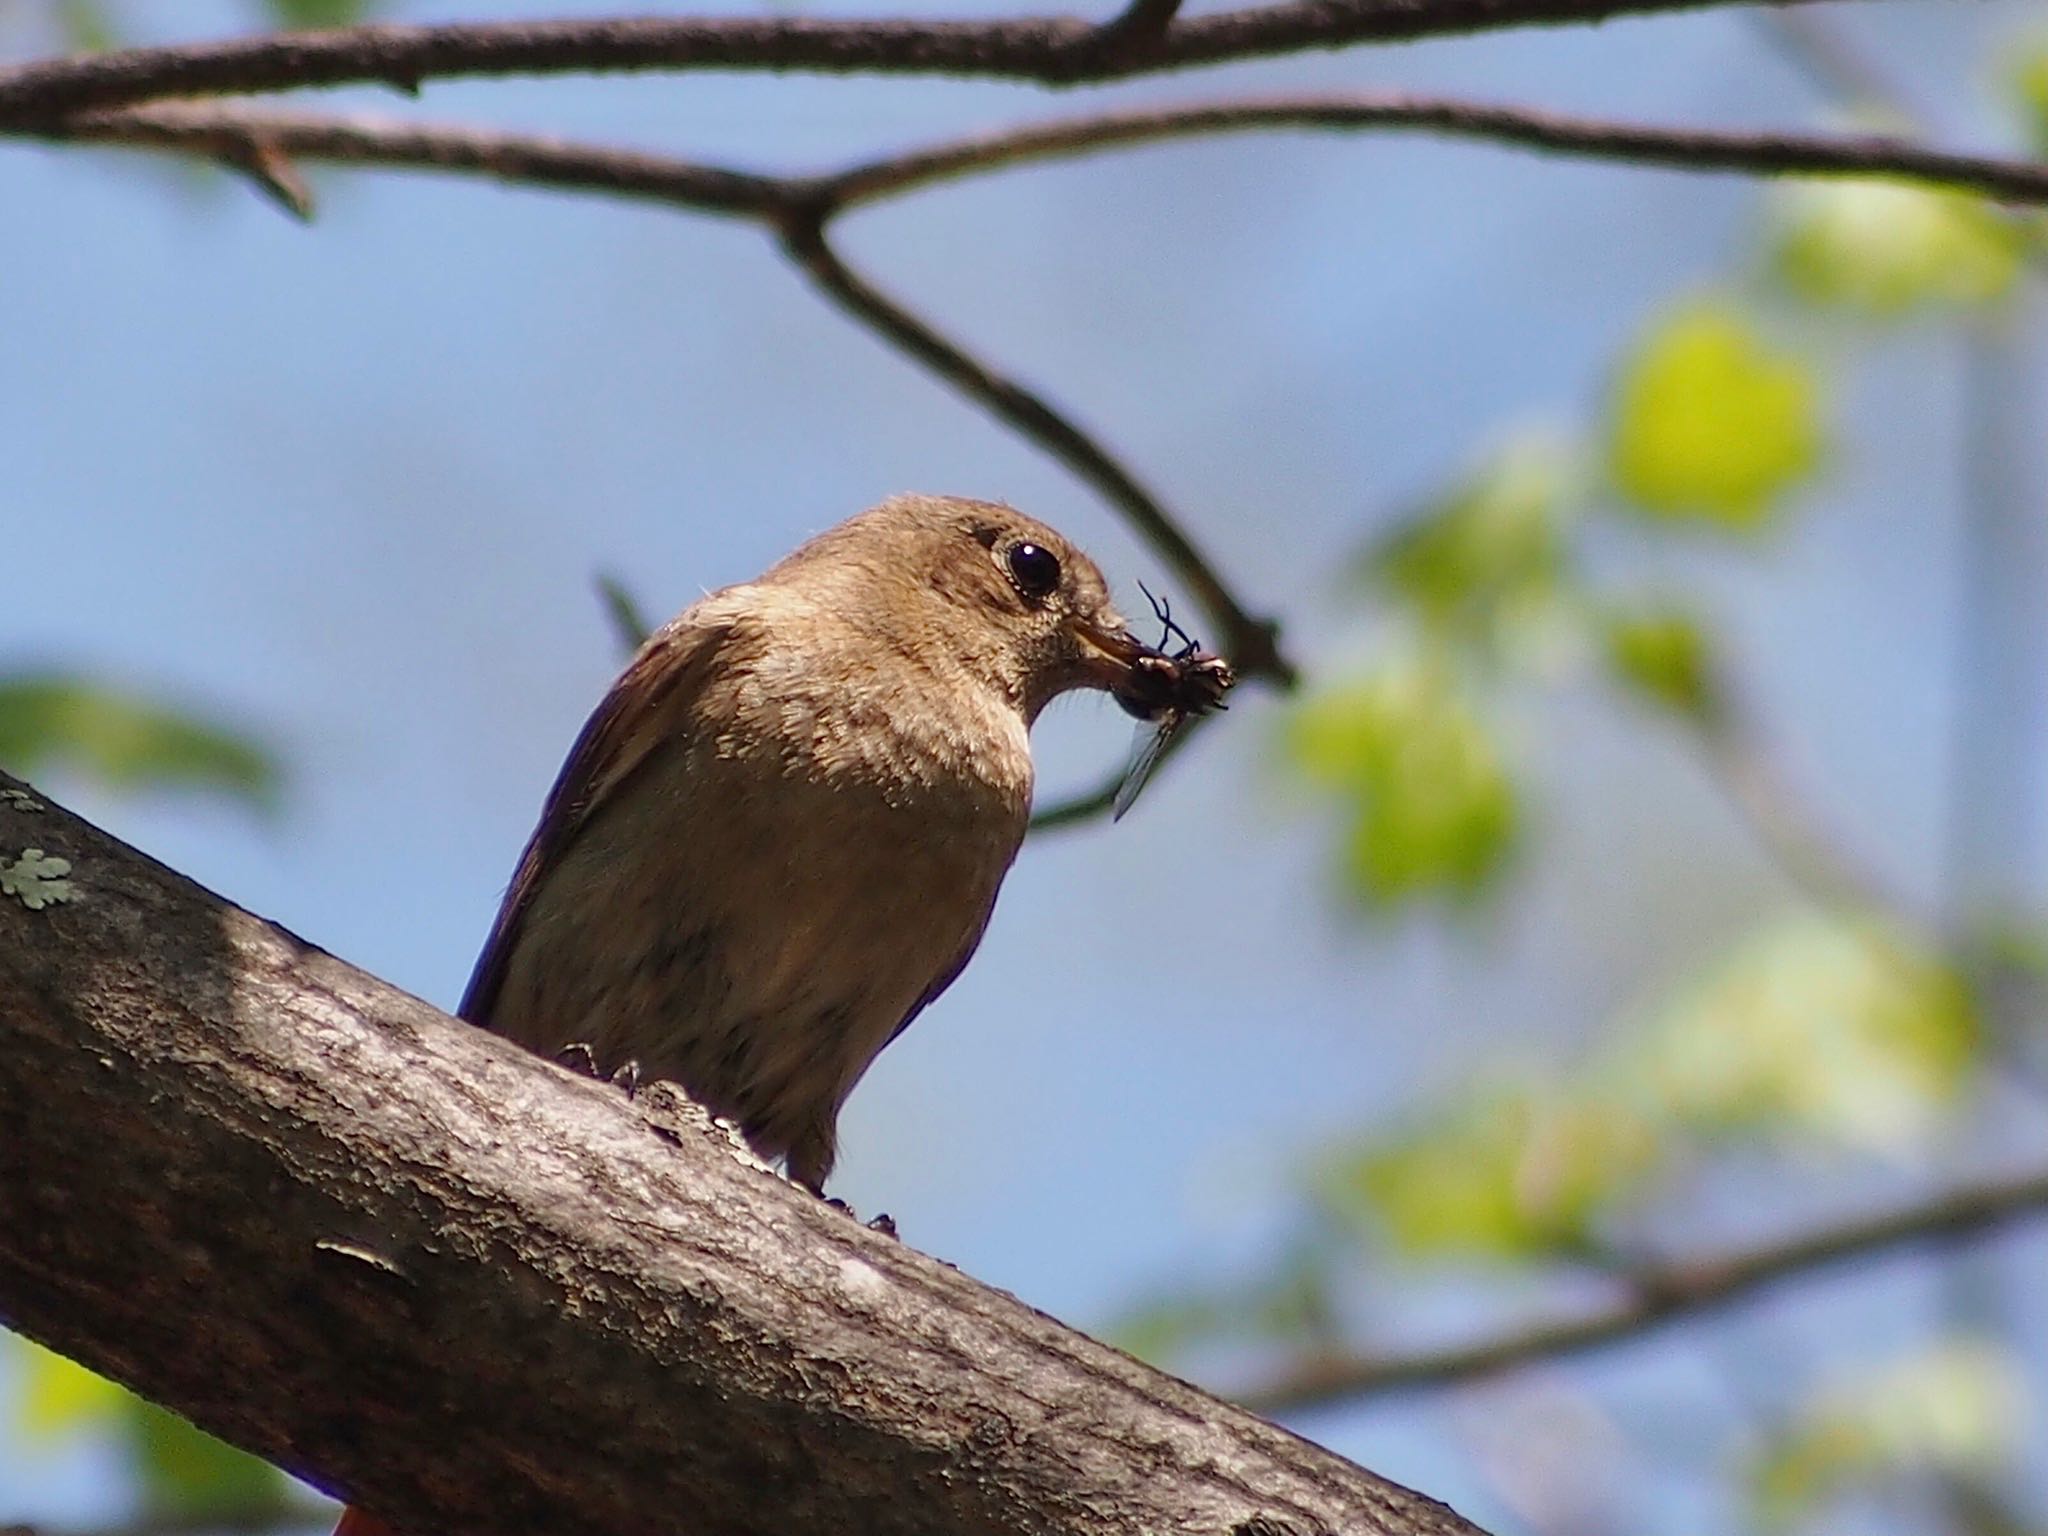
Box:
[1006,541,1061,601]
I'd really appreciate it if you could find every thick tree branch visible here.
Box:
[1238,1168,2048,1414]
[0,774,1481,1536]
[0,2,1856,121]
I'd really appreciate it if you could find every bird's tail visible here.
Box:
[333,1507,401,1536]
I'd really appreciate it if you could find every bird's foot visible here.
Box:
[555,1042,641,1099]
[819,1196,898,1238]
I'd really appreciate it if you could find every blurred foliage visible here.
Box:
[54,0,113,51]
[265,0,377,26]
[1114,1239,1341,1363]
[1598,602,1723,723]
[1320,1079,1660,1260]
[1628,915,1977,1155]
[17,1339,295,1522]
[1230,87,2036,1533]
[1288,659,1520,907]
[2008,40,2048,158]
[0,673,278,809]
[1772,179,2024,318]
[1364,434,1579,665]
[1751,1340,2031,1528]
[46,0,378,50]
[1607,299,1825,529]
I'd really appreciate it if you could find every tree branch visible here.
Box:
[1236,1168,2048,1414]
[0,1,1859,121]
[0,773,1482,1536]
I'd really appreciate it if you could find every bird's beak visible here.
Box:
[1071,613,1149,685]
[1070,614,1180,719]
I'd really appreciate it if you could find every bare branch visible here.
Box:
[0,773,1482,1536]
[50,94,2048,219]
[0,1,1860,121]
[1237,1169,2048,1414]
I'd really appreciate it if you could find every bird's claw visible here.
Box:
[555,1042,641,1099]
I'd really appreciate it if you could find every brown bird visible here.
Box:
[335,494,1230,1536]
[482,494,1229,1188]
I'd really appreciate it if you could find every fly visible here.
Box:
[1111,583,1234,820]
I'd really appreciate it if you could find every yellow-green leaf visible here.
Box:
[15,1337,127,1441]
[1368,434,1578,660]
[1774,179,2022,317]
[1631,915,1978,1153]
[1322,1083,1660,1259]
[1752,1339,2028,1526]
[1288,662,1518,907]
[1608,300,1824,530]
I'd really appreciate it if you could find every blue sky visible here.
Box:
[3,1,2044,1531]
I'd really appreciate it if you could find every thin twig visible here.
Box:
[1238,1167,2048,1413]
[811,94,2048,209]
[0,0,1861,121]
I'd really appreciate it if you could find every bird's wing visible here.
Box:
[881,887,1002,1054]
[459,613,734,1027]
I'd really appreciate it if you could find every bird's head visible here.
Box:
[770,494,1226,724]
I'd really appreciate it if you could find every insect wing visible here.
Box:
[1112,713,1179,821]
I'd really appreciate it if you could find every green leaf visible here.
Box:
[129,1396,290,1523]
[1773,179,2023,317]
[1630,915,1978,1153]
[1368,434,1578,660]
[1287,661,1518,907]
[263,0,376,26]
[1600,603,1723,721]
[0,674,279,809]
[1752,1339,2028,1527]
[15,1337,127,1441]
[1607,300,1825,530]
[1321,1082,1660,1259]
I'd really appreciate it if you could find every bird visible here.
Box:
[331,493,1231,1534]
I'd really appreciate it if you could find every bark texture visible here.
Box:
[0,774,1484,1536]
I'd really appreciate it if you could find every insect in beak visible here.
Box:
[1108,584,1233,820]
